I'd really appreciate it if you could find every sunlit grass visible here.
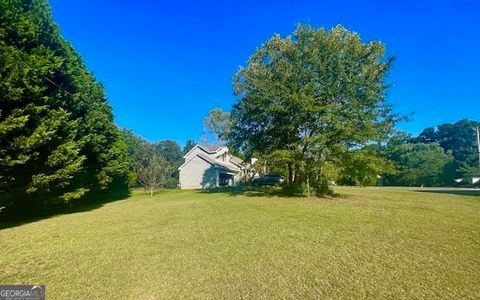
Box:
[1,187,479,299]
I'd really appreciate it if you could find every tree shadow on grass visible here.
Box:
[197,186,315,198]
[414,188,480,197]
[0,188,131,231]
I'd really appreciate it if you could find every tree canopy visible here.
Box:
[0,0,129,210]
[136,152,174,196]
[203,108,231,144]
[384,143,454,186]
[156,139,183,188]
[183,140,196,155]
[156,140,183,166]
[414,119,480,177]
[122,129,178,191]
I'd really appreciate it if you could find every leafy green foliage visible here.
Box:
[338,146,395,186]
[0,0,129,209]
[122,129,153,187]
[385,143,454,186]
[122,129,177,190]
[136,152,174,196]
[156,140,183,188]
[122,129,149,164]
[183,140,196,155]
[203,107,231,144]
[157,140,183,166]
[413,119,480,178]
[230,24,398,194]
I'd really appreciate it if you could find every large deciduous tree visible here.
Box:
[0,0,129,210]
[230,24,398,195]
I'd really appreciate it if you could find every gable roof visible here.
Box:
[180,143,243,173]
[229,156,244,167]
[178,153,240,173]
[199,144,224,152]
[183,144,226,159]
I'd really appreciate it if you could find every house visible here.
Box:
[178,144,247,189]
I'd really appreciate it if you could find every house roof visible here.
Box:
[196,153,240,172]
[179,143,242,173]
[183,144,226,159]
[198,144,224,153]
[229,156,244,167]
[178,153,240,173]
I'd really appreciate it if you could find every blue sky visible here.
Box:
[49,0,479,146]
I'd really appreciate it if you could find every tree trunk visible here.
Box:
[306,159,311,197]
[150,186,153,196]
[306,175,310,197]
[288,163,293,184]
[293,168,296,183]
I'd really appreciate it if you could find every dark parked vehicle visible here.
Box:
[252,174,285,187]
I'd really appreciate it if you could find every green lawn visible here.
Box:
[1,187,479,299]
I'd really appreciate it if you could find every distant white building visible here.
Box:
[454,177,480,185]
[178,144,247,189]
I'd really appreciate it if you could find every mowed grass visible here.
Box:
[1,187,479,299]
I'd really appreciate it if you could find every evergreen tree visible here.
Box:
[0,0,129,210]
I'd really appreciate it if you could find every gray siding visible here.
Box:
[179,156,217,189]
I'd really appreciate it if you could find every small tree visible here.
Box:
[136,153,174,196]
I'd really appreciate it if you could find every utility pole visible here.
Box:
[477,126,480,170]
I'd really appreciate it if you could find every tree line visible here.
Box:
[122,129,195,195]
[381,119,480,186]
[206,104,479,191]
[203,25,479,193]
